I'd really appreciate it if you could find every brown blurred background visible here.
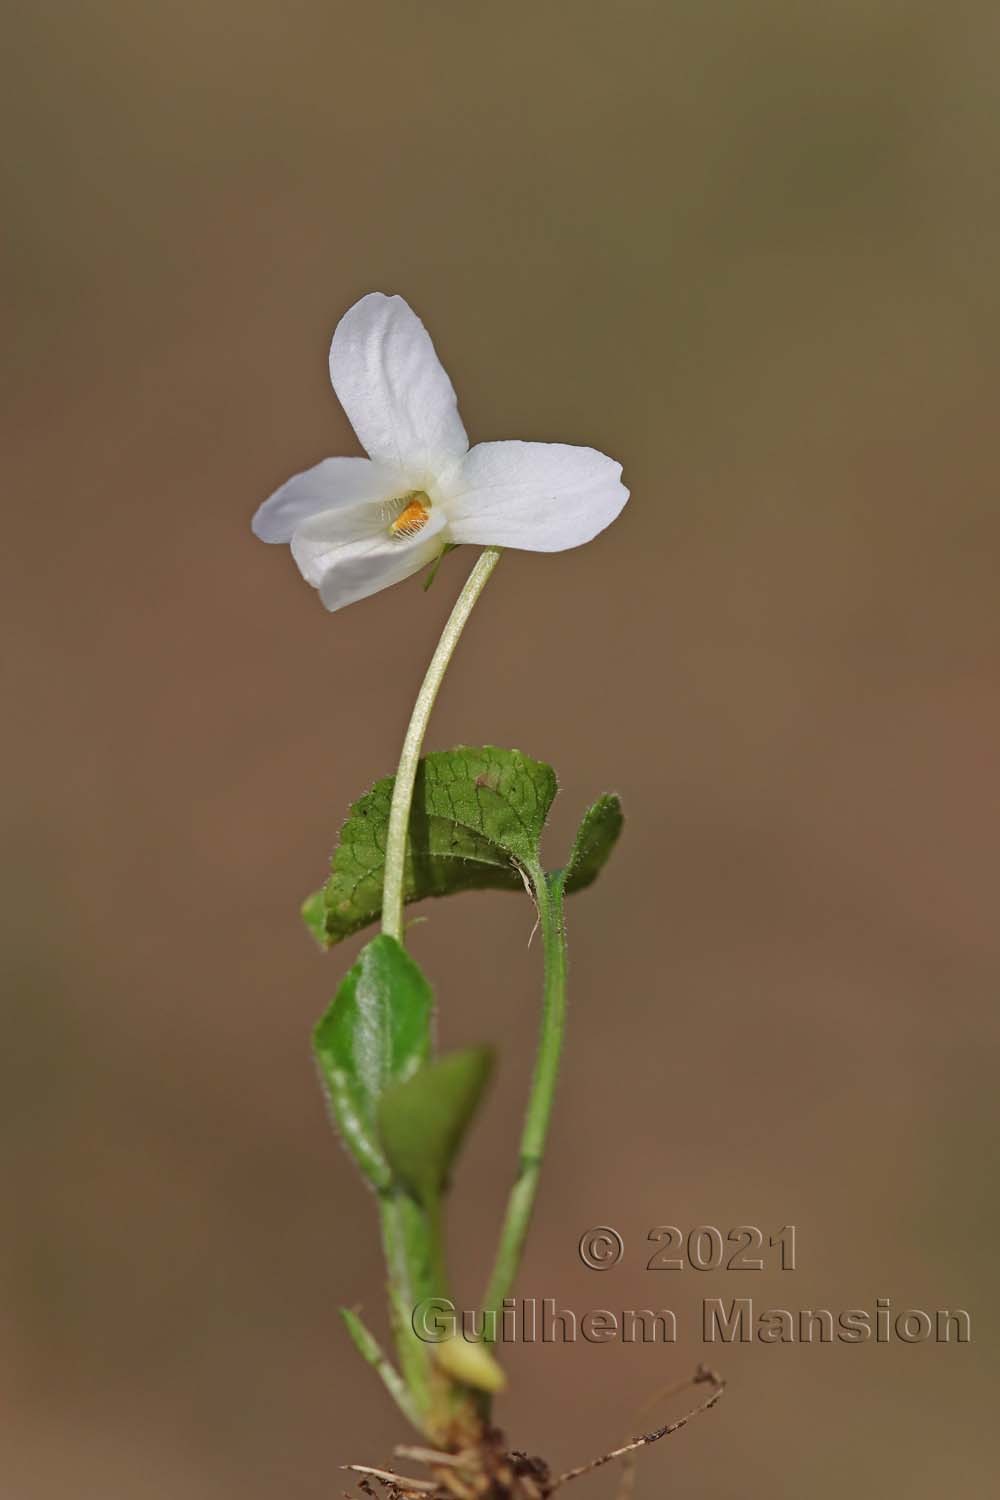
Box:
[3,2,999,1495]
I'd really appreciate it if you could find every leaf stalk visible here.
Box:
[480,867,568,1324]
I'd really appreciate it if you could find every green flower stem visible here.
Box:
[377,545,501,1437]
[381,545,503,945]
[481,867,568,1324]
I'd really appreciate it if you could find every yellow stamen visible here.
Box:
[389,492,431,539]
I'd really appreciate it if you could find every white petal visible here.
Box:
[252,456,402,543]
[444,441,628,551]
[329,294,468,478]
[290,502,448,613]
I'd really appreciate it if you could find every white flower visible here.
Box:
[252,293,629,612]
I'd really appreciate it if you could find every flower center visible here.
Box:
[388,491,432,540]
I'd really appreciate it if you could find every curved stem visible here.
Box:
[381,546,503,944]
[481,868,568,1321]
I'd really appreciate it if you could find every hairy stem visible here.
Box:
[381,546,503,944]
[481,868,568,1321]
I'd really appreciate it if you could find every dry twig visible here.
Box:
[553,1364,726,1490]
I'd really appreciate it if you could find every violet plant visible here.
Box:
[253,294,721,1495]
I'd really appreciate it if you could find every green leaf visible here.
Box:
[301,887,328,948]
[563,793,624,893]
[340,1306,421,1427]
[302,747,624,947]
[313,935,433,1190]
[313,747,557,946]
[378,1046,495,1205]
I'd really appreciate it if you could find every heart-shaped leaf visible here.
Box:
[313,935,433,1190]
[377,1046,495,1205]
[307,747,557,947]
